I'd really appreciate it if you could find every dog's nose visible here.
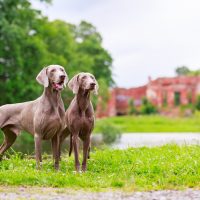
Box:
[60,75,66,80]
[90,83,96,87]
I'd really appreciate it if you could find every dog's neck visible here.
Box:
[76,88,90,116]
[43,86,62,107]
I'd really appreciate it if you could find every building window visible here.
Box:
[174,92,180,106]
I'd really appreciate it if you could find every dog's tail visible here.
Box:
[69,133,73,157]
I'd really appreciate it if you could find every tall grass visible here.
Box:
[0,145,199,191]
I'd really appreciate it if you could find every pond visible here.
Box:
[110,133,200,149]
[0,132,199,154]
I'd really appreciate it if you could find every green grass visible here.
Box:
[0,145,199,191]
[94,115,200,132]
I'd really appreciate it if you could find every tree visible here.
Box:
[175,66,200,76]
[0,1,113,106]
[0,0,52,104]
[175,66,190,76]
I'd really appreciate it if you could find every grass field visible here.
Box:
[0,145,199,191]
[94,115,200,133]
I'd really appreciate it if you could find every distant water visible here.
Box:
[110,133,200,149]
[7,133,200,153]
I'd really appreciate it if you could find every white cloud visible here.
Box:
[31,0,200,87]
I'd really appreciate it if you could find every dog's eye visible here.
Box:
[51,69,56,73]
[60,68,64,72]
[82,76,87,79]
[90,76,94,79]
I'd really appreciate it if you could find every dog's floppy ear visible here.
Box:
[36,67,49,87]
[63,69,69,88]
[68,74,80,94]
[94,78,99,95]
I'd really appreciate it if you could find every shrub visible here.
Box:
[98,123,122,144]
[195,95,200,110]
[140,97,157,115]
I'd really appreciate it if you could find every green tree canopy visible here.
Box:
[0,0,113,107]
[175,66,190,76]
[175,66,200,76]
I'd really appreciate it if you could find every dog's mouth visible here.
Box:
[52,80,64,91]
[90,85,95,90]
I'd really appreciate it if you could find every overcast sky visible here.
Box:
[32,0,200,88]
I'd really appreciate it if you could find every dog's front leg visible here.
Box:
[82,135,91,172]
[72,133,80,172]
[34,134,42,169]
[51,134,60,170]
[55,134,60,170]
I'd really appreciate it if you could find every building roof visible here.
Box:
[150,76,200,86]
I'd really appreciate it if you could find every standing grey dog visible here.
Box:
[61,72,99,172]
[0,65,68,169]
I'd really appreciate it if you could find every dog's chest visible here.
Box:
[42,108,65,140]
[79,115,94,129]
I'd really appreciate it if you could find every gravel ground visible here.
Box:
[0,187,199,200]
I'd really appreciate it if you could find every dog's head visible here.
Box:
[36,65,68,91]
[68,72,99,95]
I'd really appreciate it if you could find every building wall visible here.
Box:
[147,76,200,107]
[96,76,200,118]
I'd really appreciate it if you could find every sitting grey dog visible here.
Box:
[61,72,99,172]
[0,65,68,169]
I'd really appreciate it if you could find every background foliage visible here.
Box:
[0,0,113,106]
[175,66,200,76]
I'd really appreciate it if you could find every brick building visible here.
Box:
[96,76,200,117]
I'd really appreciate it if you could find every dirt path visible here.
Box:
[0,187,199,200]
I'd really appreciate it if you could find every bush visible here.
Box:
[140,97,157,115]
[195,95,200,110]
[98,123,122,144]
